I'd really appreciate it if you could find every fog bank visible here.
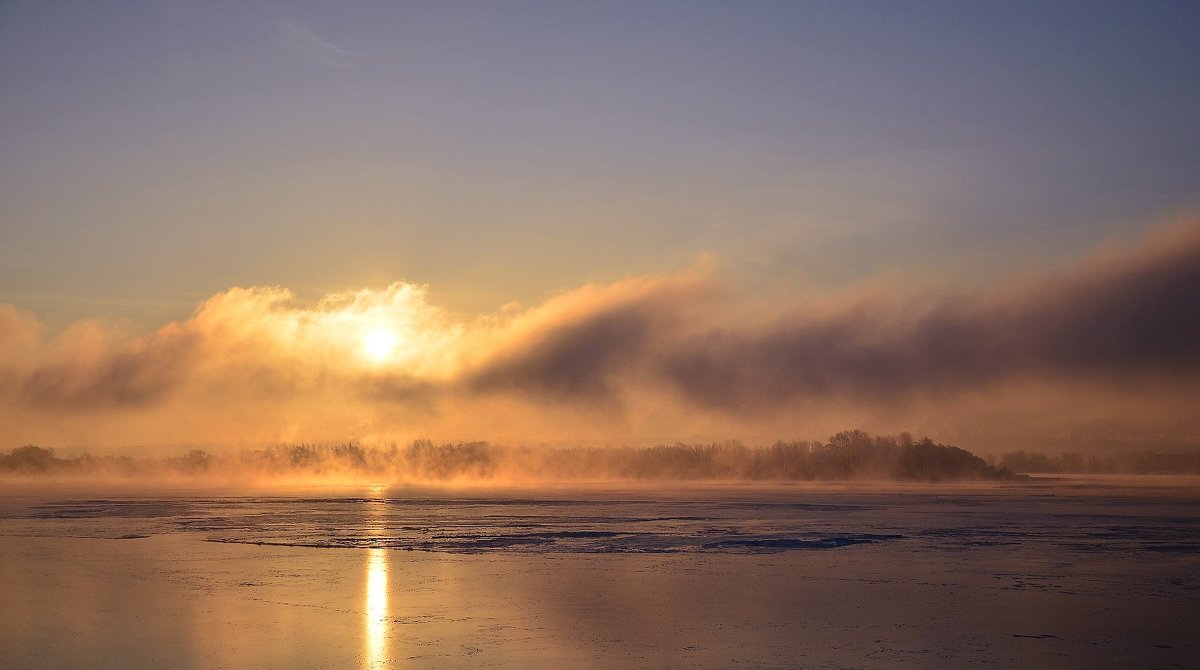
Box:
[2,221,1199,449]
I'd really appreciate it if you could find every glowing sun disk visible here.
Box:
[363,328,396,362]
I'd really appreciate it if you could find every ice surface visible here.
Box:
[2,478,1198,668]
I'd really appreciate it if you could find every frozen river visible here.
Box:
[2,478,1198,668]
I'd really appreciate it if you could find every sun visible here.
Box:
[362,328,397,363]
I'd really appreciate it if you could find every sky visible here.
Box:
[1,2,1198,451]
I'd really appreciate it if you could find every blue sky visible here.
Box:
[2,1,1198,326]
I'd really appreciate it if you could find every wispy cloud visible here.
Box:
[273,18,356,66]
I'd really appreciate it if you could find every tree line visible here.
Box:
[998,449,1200,474]
[0,430,1029,482]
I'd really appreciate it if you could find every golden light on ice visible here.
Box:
[363,328,397,363]
[364,494,390,670]
[364,548,389,669]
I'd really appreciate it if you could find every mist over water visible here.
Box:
[1,431,1025,487]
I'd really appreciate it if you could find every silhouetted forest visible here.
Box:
[0,430,1028,483]
[999,449,1200,475]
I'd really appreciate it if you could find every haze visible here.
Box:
[1,2,1198,452]
[3,7,1200,670]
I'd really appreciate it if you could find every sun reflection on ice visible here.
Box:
[364,548,389,669]
[364,493,390,670]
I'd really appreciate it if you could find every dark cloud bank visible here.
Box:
[467,222,1200,409]
[20,330,199,410]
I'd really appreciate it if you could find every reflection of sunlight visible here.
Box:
[365,548,389,669]
[364,493,390,670]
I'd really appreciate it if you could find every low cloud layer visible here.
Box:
[660,223,1200,410]
[2,222,1199,449]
